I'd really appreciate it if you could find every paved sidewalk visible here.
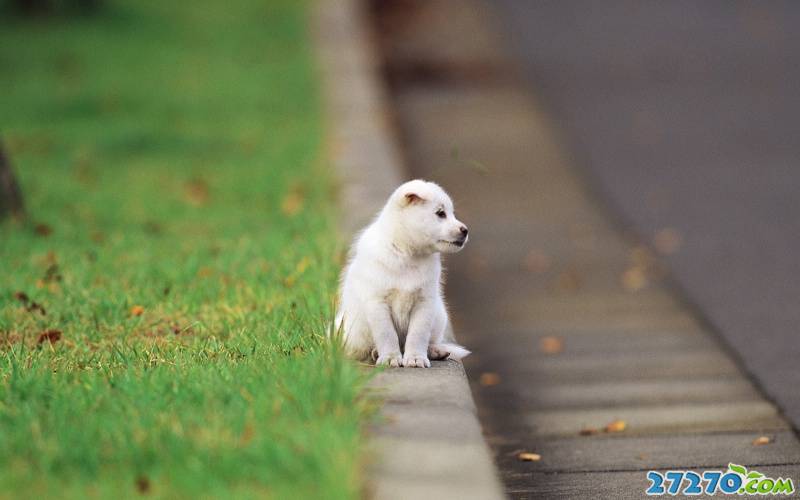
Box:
[372,0,800,498]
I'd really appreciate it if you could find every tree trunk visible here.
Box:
[0,140,25,220]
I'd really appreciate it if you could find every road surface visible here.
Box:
[493,0,800,429]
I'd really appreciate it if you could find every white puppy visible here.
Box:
[335,179,470,368]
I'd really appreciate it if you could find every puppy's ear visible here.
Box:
[402,192,425,206]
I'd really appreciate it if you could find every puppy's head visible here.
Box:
[390,179,468,254]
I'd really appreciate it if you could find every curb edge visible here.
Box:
[311,1,506,498]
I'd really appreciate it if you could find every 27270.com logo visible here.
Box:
[646,464,795,496]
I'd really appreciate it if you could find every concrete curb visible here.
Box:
[311,1,506,498]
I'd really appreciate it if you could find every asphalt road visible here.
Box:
[492,0,800,428]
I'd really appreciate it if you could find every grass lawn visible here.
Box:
[0,1,372,498]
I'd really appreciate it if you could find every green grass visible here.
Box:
[0,1,372,498]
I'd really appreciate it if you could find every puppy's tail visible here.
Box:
[429,342,471,361]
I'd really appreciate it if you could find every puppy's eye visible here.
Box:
[435,209,446,219]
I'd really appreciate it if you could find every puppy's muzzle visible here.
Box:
[455,225,469,246]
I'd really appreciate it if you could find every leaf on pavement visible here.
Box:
[539,336,563,354]
[604,419,627,433]
[752,436,772,446]
[522,249,551,274]
[479,372,501,387]
[654,227,682,255]
[621,266,647,291]
[517,452,541,462]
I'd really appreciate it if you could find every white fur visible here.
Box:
[335,179,470,368]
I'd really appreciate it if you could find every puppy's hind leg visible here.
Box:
[428,342,471,361]
[426,304,450,360]
[427,299,471,361]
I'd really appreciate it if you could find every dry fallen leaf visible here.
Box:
[517,452,541,462]
[621,266,647,291]
[553,267,582,293]
[654,227,682,255]
[135,475,151,494]
[130,305,145,316]
[579,427,599,436]
[184,178,209,206]
[522,249,551,274]
[34,223,53,237]
[27,301,47,316]
[239,423,255,446]
[539,336,564,355]
[37,329,62,345]
[43,263,62,283]
[479,372,501,387]
[605,419,627,433]
[752,436,772,446]
[281,185,305,216]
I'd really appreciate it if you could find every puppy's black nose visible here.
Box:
[460,226,469,237]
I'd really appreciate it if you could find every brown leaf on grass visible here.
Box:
[281,184,305,216]
[135,475,151,494]
[34,223,52,236]
[27,301,47,316]
[17,293,46,316]
[654,227,682,255]
[479,372,501,387]
[184,178,209,206]
[517,452,541,462]
[171,323,194,336]
[604,419,627,433]
[752,436,773,446]
[37,329,62,344]
[579,427,600,436]
[43,263,62,283]
[130,305,145,317]
[539,336,564,354]
[196,266,214,278]
[239,423,255,446]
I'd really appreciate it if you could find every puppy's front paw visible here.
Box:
[375,352,402,367]
[402,353,430,368]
